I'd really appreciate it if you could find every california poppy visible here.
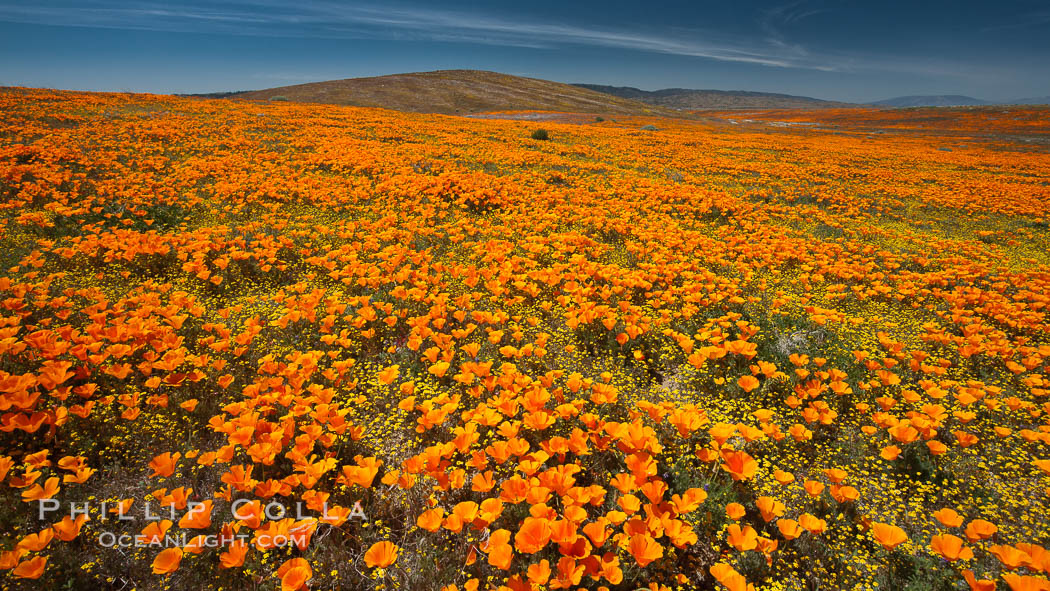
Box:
[870,522,908,551]
[152,548,183,575]
[514,517,552,554]
[277,558,312,591]
[364,541,398,568]
[12,556,47,580]
[628,533,663,567]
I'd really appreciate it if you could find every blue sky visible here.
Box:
[0,1,1048,102]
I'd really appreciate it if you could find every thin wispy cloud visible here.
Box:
[0,0,1028,85]
[764,0,833,26]
[759,1,831,58]
[754,1,1023,81]
[0,1,834,70]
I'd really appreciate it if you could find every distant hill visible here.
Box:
[218,70,675,115]
[1007,96,1050,105]
[870,95,990,107]
[867,95,1050,108]
[182,90,251,99]
[572,84,851,109]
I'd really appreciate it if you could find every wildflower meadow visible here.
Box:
[1,88,1049,590]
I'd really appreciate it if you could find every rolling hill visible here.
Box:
[223,70,675,115]
[572,83,851,109]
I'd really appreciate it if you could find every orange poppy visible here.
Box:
[798,513,827,535]
[933,508,964,528]
[364,541,398,568]
[12,556,47,580]
[514,517,552,554]
[152,548,183,575]
[486,529,513,570]
[930,534,974,561]
[870,523,908,551]
[720,449,758,481]
[628,533,663,567]
[726,503,746,520]
[778,519,803,540]
[727,524,758,551]
[277,558,312,591]
[148,452,181,478]
[964,519,998,542]
[756,496,785,522]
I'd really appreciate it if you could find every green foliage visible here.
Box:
[531,128,550,141]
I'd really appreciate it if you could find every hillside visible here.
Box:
[4,87,1050,591]
[870,95,989,107]
[226,70,674,115]
[573,83,851,109]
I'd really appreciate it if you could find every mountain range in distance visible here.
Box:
[870,94,1050,107]
[572,83,852,109]
[187,69,1049,113]
[578,85,1050,109]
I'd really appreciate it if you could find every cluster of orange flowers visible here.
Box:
[0,87,1048,590]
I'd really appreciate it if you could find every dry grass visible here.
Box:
[230,70,681,116]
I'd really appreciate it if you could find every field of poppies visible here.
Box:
[1,87,1049,590]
